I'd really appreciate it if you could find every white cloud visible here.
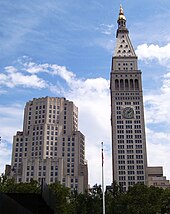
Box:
[51,64,75,83]
[0,66,47,88]
[144,71,170,124]
[136,43,170,67]
[146,128,170,179]
[97,24,115,35]
[24,63,49,74]
[0,89,7,94]
[94,38,114,52]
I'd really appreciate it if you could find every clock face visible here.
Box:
[122,107,134,119]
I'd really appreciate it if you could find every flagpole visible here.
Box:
[101,142,105,214]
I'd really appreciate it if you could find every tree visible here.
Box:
[0,174,40,193]
[49,182,71,214]
[116,184,164,214]
[105,181,127,214]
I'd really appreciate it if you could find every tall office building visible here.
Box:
[110,6,147,191]
[11,97,88,193]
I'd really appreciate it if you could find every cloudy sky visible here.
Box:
[1,0,170,186]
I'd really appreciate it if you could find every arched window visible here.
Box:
[130,79,134,90]
[115,79,119,90]
[120,79,124,90]
[125,79,129,90]
[135,79,139,90]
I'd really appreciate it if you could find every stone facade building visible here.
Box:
[11,97,88,193]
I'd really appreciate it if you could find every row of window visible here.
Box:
[119,166,143,170]
[119,176,144,181]
[117,135,142,139]
[115,97,141,100]
[117,130,142,134]
[118,155,143,159]
[119,170,144,175]
[118,160,143,164]
[117,115,141,119]
[117,120,141,124]
[117,139,142,144]
[118,145,142,149]
[118,150,143,154]
[116,102,140,105]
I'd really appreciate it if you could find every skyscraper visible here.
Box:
[110,6,147,191]
[11,97,88,193]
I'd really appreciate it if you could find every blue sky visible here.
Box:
[1,0,170,186]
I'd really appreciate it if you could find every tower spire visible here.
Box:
[117,4,126,29]
[114,5,136,57]
[118,5,126,20]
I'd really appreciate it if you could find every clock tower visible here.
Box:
[110,6,147,191]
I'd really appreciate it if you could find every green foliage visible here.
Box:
[1,174,170,214]
[49,181,71,214]
[0,174,40,193]
[105,183,170,214]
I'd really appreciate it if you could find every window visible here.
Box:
[119,176,126,180]
[137,171,144,174]
[126,125,132,129]
[128,176,135,180]
[137,165,143,169]
[136,160,143,164]
[126,140,133,144]
[118,130,124,134]
[118,135,124,139]
[127,155,134,159]
[127,145,133,149]
[135,135,142,139]
[127,160,134,164]
[119,171,126,175]
[128,171,135,174]
[127,150,134,154]
[118,160,125,164]
[118,155,125,159]
[136,150,142,154]
[128,165,134,170]
[126,135,133,139]
[119,166,125,170]
[118,145,124,149]
[118,150,125,154]
[137,176,144,180]
[126,130,133,134]
[136,155,143,159]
